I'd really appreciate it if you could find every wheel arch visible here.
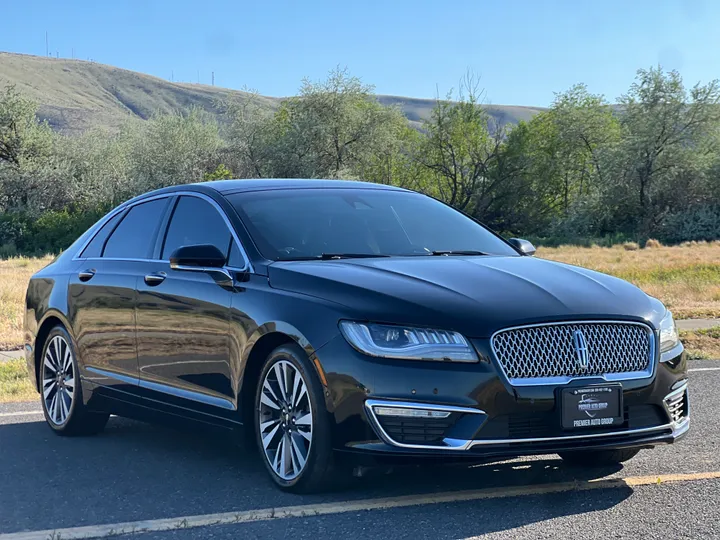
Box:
[238,322,331,428]
[33,312,74,392]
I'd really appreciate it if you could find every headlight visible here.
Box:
[659,310,679,353]
[339,321,478,362]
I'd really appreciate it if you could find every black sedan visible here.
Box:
[24,179,689,492]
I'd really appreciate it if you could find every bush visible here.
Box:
[644,238,662,248]
[0,207,107,257]
[657,206,720,244]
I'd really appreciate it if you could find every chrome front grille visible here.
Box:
[491,322,653,384]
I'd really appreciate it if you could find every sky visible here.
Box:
[2,0,719,106]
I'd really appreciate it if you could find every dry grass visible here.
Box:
[0,359,36,402]
[680,327,720,360]
[0,256,54,350]
[538,241,720,320]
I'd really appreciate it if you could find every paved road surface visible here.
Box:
[1,360,719,539]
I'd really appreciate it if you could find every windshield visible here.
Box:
[227,189,518,260]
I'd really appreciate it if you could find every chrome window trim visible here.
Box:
[72,191,254,273]
[489,320,657,387]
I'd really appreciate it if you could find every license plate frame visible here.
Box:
[561,384,623,430]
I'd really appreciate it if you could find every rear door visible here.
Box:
[135,195,239,416]
[70,197,171,392]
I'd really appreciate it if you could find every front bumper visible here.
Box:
[363,383,689,454]
[314,332,689,459]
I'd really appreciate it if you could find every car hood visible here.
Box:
[268,256,663,337]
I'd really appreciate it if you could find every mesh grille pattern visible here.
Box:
[492,322,652,381]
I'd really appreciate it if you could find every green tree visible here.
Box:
[267,67,408,179]
[0,84,54,167]
[614,67,720,233]
[417,73,502,213]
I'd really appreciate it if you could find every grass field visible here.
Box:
[0,243,718,402]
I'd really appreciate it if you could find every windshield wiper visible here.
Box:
[278,253,391,261]
[319,253,391,260]
[428,250,488,256]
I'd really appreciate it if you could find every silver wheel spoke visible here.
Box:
[63,344,72,371]
[263,379,280,403]
[259,359,313,481]
[43,335,75,426]
[260,419,280,431]
[290,433,307,469]
[260,392,281,410]
[262,423,281,450]
[274,363,287,400]
[290,372,301,408]
[272,436,283,473]
[42,379,56,399]
[59,390,69,420]
[288,433,300,475]
[50,337,61,370]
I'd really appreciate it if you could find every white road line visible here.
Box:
[688,367,720,372]
[1,472,719,540]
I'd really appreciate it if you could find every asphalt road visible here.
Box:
[1,361,719,540]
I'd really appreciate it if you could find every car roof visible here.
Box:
[198,178,410,194]
[123,179,411,207]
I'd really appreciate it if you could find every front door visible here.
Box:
[135,195,238,417]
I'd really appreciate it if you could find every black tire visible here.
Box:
[39,325,109,436]
[254,343,337,493]
[559,448,641,467]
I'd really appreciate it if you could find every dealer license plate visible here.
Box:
[561,384,623,430]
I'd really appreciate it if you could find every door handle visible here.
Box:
[144,272,167,286]
[78,269,96,282]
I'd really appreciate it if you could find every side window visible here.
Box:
[161,196,232,260]
[227,240,246,268]
[80,211,123,258]
[103,199,169,259]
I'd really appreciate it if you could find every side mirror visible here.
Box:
[508,238,536,256]
[169,244,227,269]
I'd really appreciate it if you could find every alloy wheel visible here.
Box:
[42,335,75,425]
[258,360,313,481]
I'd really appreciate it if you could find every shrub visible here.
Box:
[644,238,662,248]
[657,206,720,244]
[622,242,640,251]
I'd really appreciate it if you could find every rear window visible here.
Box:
[103,198,169,259]
[80,211,123,258]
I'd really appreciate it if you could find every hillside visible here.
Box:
[0,52,545,134]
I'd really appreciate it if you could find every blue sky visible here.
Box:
[2,0,719,106]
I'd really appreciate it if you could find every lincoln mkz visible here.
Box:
[24,179,689,492]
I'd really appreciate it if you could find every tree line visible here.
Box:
[1,66,719,256]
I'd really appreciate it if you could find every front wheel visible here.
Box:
[559,448,641,467]
[40,326,109,436]
[255,344,336,492]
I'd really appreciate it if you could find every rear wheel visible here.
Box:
[255,344,336,492]
[559,448,641,466]
[40,326,109,436]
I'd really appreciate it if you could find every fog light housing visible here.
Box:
[373,407,451,419]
